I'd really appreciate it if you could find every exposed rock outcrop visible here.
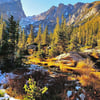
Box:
[0,0,26,21]
[56,52,84,67]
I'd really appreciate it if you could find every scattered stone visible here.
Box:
[79,93,85,100]
[75,86,81,90]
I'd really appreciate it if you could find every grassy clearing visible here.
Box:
[26,56,76,73]
[27,56,100,91]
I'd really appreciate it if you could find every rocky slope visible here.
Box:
[0,0,26,21]
[20,1,100,34]
[20,2,84,33]
[68,1,100,25]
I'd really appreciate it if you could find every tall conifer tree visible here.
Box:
[42,25,48,45]
[27,25,34,45]
[35,24,42,44]
[53,17,60,44]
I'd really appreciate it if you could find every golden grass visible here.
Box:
[26,56,100,90]
[77,72,100,90]
[91,51,99,59]
[75,59,100,90]
[6,87,24,99]
[75,59,95,74]
[78,75,91,86]
[26,56,76,73]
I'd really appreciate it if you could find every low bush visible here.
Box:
[75,59,100,91]
[6,69,49,99]
[0,90,5,97]
[24,78,48,100]
[75,59,95,74]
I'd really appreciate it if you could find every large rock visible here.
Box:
[56,52,84,67]
[56,52,84,61]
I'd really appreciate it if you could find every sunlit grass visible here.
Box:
[6,87,24,99]
[90,51,99,59]
[75,59,100,90]
[27,56,100,90]
[26,56,76,73]
[75,59,95,74]
[77,72,100,90]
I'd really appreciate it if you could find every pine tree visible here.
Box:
[42,25,48,45]
[6,15,18,62]
[49,45,55,57]
[53,17,60,44]
[61,14,64,28]
[97,28,100,46]
[18,27,22,48]
[22,29,26,48]
[0,14,9,55]
[0,14,3,24]
[49,32,53,44]
[15,21,19,45]
[35,24,42,44]
[78,25,82,45]
[0,15,6,54]
[0,14,6,45]
[18,28,26,49]
[57,28,67,52]
[61,15,67,32]
[0,23,4,46]
[69,34,80,51]
[27,25,34,45]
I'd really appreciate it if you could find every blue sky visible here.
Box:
[21,0,99,16]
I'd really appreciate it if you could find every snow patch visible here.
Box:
[0,71,6,85]
[75,86,81,90]
[67,90,72,97]
[79,93,85,100]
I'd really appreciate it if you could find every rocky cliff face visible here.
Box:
[21,2,85,33]
[20,1,100,34]
[0,0,26,20]
[68,1,100,25]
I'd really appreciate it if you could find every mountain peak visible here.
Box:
[59,3,65,7]
[0,0,20,4]
[74,2,85,7]
[50,6,57,10]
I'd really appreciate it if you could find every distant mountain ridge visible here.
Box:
[20,1,100,35]
[20,2,85,33]
[31,2,84,22]
[0,0,26,20]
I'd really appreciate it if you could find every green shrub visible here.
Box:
[0,90,5,97]
[24,78,48,100]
